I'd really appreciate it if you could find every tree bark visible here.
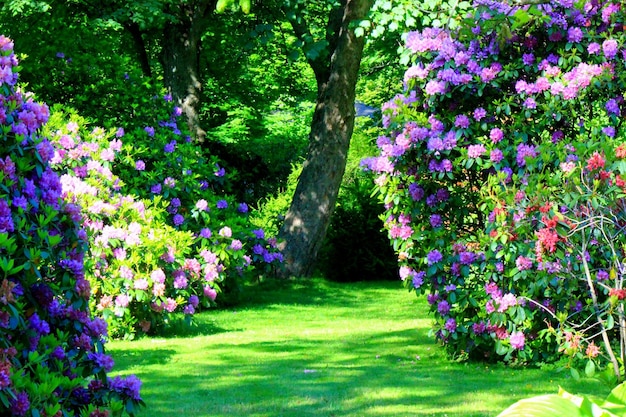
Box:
[277,0,374,277]
[160,1,214,141]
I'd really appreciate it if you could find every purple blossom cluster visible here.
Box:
[0,35,142,416]
[367,2,626,361]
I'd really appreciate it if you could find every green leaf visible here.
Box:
[239,0,251,14]
[216,0,231,13]
[584,360,595,378]
[496,394,586,417]
[604,383,626,407]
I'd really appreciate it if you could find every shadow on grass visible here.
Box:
[235,278,409,311]
[112,323,603,417]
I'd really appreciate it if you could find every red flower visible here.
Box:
[586,151,605,171]
[536,227,559,253]
[616,144,626,159]
[609,288,626,300]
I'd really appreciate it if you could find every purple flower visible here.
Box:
[430,214,443,228]
[412,271,425,289]
[437,300,450,315]
[204,285,218,301]
[588,42,601,54]
[606,99,620,116]
[164,177,176,188]
[603,39,619,59]
[230,239,243,250]
[173,214,184,226]
[164,140,177,153]
[88,352,115,372]
[217,200,228,209]
[489,128,504,143]
[445,318,457,333]
[10,391,29,416]
[28,313,50,335]
[515,256,533,271]
[472,322,486,335]
[144,126,155,137]
[426,250,443,265]
[597,270,609,281]
[602,126,616,137]
[473,107,487,121]
[567,27,583,43]
[238,203,248,213]
[522,53,535,66]
[490,149,504,163]
[516,143,537,166]
[200,228,212,238]
[151,183,162,194]
[454,114,470,128]
[135,160,145,171]
[173,272,188,289]
[252,229,265,239]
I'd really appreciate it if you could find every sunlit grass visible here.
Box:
[108,279,609,416]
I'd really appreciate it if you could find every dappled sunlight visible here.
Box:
[109,280,609,416]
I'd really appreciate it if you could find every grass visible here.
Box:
[108,279,609,417]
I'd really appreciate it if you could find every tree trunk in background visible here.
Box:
[278,0,374,278]
[161,2,213,141]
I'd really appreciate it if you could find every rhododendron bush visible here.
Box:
[365,1,626,379]
[41,97,283,339]
[0,36,142,416]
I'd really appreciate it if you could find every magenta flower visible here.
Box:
[510,331,525,350]
[204,285,218,301]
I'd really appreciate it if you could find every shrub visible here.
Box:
[44,97,283,338]
[365,0,626,375]
[0,35,141,416]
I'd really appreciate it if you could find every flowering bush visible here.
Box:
[365,0,626,375]
[43,96,282,338]
[0,36,142,416]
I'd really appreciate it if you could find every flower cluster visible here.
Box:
[44,91,283,338]
[367,2,626,367]
[0,36,141,416]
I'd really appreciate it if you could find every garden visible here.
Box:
[2,0,626,416]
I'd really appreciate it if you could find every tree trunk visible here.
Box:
[277,0,374,277]
[161,2,213,141]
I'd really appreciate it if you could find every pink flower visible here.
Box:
[204,285,217,301]
[467,144,486,158]
[510,331,525,350]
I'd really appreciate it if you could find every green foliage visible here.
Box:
[319,120,398,282]
[250,163,303,237]
[0,35,142,416]
[497,382,626,417]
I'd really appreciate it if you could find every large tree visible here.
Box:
[1,0,378,278]
[276,0,375,277]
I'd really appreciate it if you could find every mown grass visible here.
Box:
[108,279,609,416]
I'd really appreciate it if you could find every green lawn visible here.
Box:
[108,279,609,417]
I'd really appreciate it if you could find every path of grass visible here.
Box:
[109,279,609,416]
